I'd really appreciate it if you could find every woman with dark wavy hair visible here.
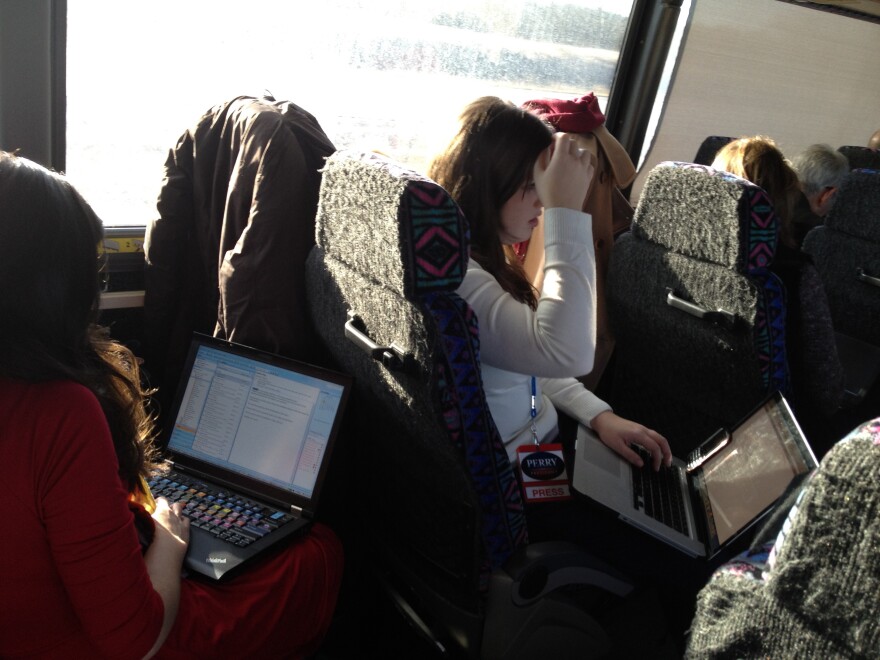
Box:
[0,151,342,658]
[429,98,707,648]
[429,97,671,471]
[0,152,160,494]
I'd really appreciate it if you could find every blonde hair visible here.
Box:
[713,136,801,249]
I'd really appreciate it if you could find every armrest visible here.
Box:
[836,331,880,406]
[857,267,880,288]
[666,288,738,328]
[481,541,634,660]
[502,540,633,605]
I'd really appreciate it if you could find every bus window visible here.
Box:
[66,0,636,226]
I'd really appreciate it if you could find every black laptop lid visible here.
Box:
[163,334,352,514]
[690,391,817,556]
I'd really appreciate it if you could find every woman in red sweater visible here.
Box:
[0,151,343,658]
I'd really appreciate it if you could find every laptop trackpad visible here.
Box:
[591,437,625,477]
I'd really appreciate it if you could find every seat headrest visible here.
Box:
[632,161,780,274]
[824,169,880,242]
[315,150,469,299]
[837,145,880,171]
[693,135,735,166]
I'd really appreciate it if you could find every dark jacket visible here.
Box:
[790,191,823,249]
[144,95,335,414]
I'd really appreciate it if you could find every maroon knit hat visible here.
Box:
[522,93,605,133]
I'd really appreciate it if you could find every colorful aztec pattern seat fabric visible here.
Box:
[607,161,788,454]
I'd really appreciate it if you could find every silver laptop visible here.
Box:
[151,334,351,580]
[572,391,817,558]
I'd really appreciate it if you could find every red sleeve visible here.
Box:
[36,382,164,658]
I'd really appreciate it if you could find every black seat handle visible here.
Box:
[666,288,738,327]
[857,267,880,289]
[344,311,413,372]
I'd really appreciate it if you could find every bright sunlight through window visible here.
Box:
[67,0,634,225]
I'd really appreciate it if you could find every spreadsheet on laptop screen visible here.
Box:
[167,344,345,499]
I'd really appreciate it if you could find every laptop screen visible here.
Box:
[166,338,349,501]
[694,393,816,551]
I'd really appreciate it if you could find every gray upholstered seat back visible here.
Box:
[803,169,880,345]
[692,135,734,166]
[822,168,880,242]
[313,151,468,299]
[607,162,788,453]
[305,150,526,607]
[838,145,880,171]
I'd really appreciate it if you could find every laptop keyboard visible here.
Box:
[148,472,296,548]
[630,446,689,534]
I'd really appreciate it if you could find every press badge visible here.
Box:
[517,443,572,503]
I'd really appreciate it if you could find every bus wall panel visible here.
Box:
[632,0,880,203]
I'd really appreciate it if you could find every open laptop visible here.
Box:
[150,334,351,580]
[572,391,817,558]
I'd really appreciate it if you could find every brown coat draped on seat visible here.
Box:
[144,95,335,416]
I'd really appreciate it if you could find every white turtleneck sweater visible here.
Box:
[456,207,612,465]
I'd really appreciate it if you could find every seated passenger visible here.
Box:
[790,143,849,245]
[428,97,671,473]
[712,137,845,421]
[869,128,880,150]
[0,151,343,658]
[429,99,710,645]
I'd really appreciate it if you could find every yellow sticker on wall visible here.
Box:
[102,237,145,253]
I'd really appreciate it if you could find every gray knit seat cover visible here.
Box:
[686,417,880,658]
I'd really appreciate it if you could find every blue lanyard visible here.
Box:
[530,376,539,445]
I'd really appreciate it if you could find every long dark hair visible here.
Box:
[429,97,553,308]
[0,151,157,491]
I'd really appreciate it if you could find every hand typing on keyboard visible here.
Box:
[149,497,190,570]
[591,411,672,471]
[630,445,688,533]
[149,474,296,548]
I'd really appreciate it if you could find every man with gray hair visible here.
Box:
[789,144,849,246]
